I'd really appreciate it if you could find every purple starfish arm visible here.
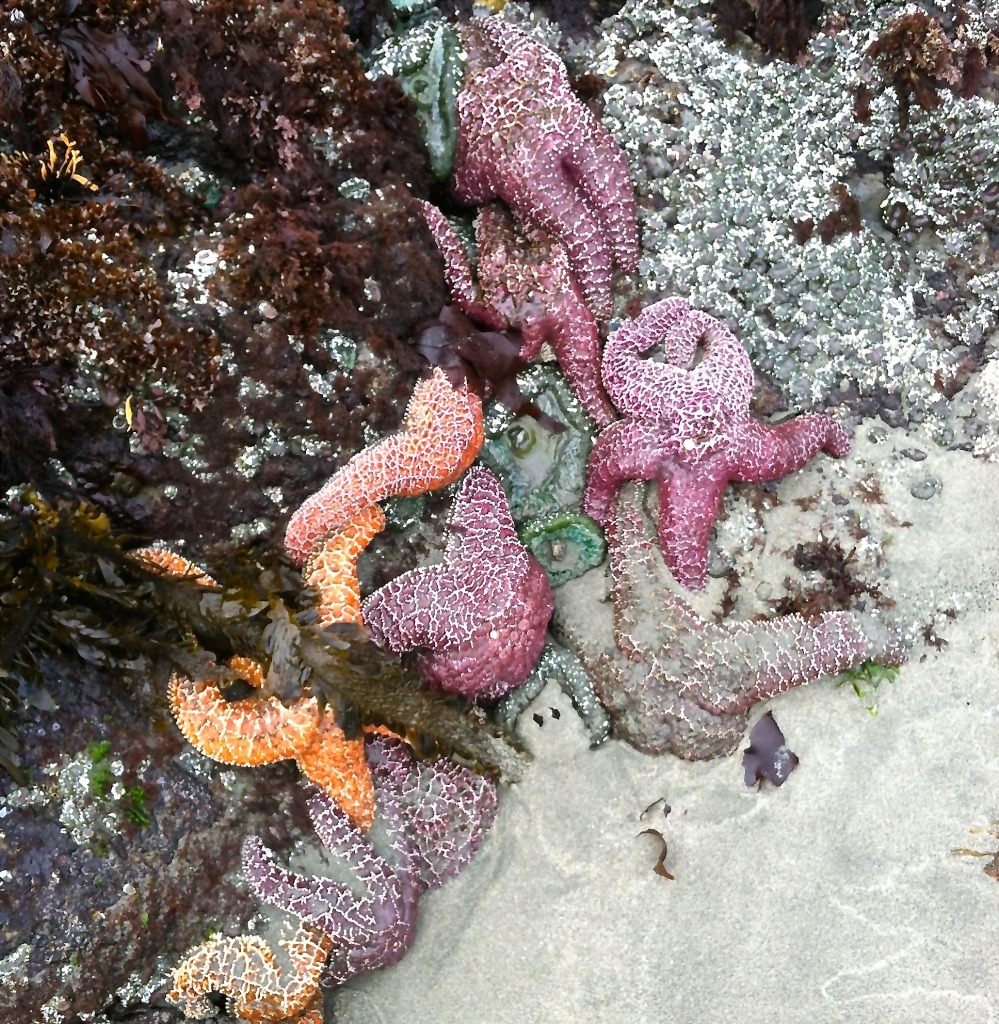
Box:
[365,733,499,891]
[582,419,682,526]
[242,781,422,988]
[453,18,638,321]
[363,467,554,701]
[601,298,754,425]
[690,612,902,717]
[422,201,615,426]
[726,415,852,480]
[585,301,852,589]
[421,202,506,332]
[656,469,729,591]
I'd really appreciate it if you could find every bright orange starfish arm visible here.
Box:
[305,503,386,627]
[167,922,331,1024]
[133,546,376,829]
[169,657,323,767]
[284,367,484,565]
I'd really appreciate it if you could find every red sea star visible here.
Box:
[583,298,852,590]
[421,201,616,426]
[284,366,484,566]
[362,466,553,702]
[452,17,637,321]
[557,485,909,760]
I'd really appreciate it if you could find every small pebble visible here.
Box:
[910,477,941,500]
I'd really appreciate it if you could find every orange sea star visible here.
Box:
[167,921,331,1024]
[304,503,386,627]
[134,538,377,831]
[284,367,484,566]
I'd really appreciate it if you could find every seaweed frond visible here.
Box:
[0,491,529,782]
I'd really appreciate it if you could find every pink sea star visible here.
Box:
[422,201,616,426]
[242,734,497,988]
[362,466,553,702]
[556,485,909,760]
[452,17,638,322]
[583,298,852,590]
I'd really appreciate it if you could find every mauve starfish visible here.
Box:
[583,299,852,590]
[362,466,553,702]
[556,486,909,760]
[422,201,616,426]
[242,734,497,988]
[453,17,637,321]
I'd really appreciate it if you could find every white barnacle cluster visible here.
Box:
[584,0,999,448]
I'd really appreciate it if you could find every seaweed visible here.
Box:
[0,491,529,782]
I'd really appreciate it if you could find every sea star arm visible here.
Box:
[420,201,507,331]
[166,923,330,1024]
[168,658,322,768]
[284,368,483,566]
[690,610,909,717]
[729,414,851,482]
[656,467,730,591]
[601,299,753,423]
[543,286,616,427]
[304,504,385,628]
[582,419,678,527]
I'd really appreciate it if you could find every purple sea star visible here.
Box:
[421,201,616,426]
[242,735,497,988]
[362,466,554,702]
[556,485,909,760]
[583,298,852,590]
[452,17,638,321]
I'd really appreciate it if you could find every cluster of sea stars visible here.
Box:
[151,14,910,1020]
[168,734,497,1019]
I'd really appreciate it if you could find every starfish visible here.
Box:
[134,538,378,831]
[421,201,616,427]
[284,366,484,567]
[362,466,554,702]
[242,733,498,988]
[557,486,909,760]
[583,299,852,590]
[364,731,498,890]
[166,922,330,1024]
[452,17,637,321]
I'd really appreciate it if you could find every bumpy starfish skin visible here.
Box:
[243,734,496,988]
[284,367,484,566]
[167,923,330,1024]
[135,547,375,829]
[304,504,386,627]
[365,732,498,890]
[584,299,852,589]
[243,782,420,988]
[422,201,616,426]
[557,487,909,760]
[362,467,554,702]
[452,17,637,321]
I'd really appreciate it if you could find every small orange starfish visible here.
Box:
[167,922,331,1024]
[134,538,377,831]
[284,367,484,566]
